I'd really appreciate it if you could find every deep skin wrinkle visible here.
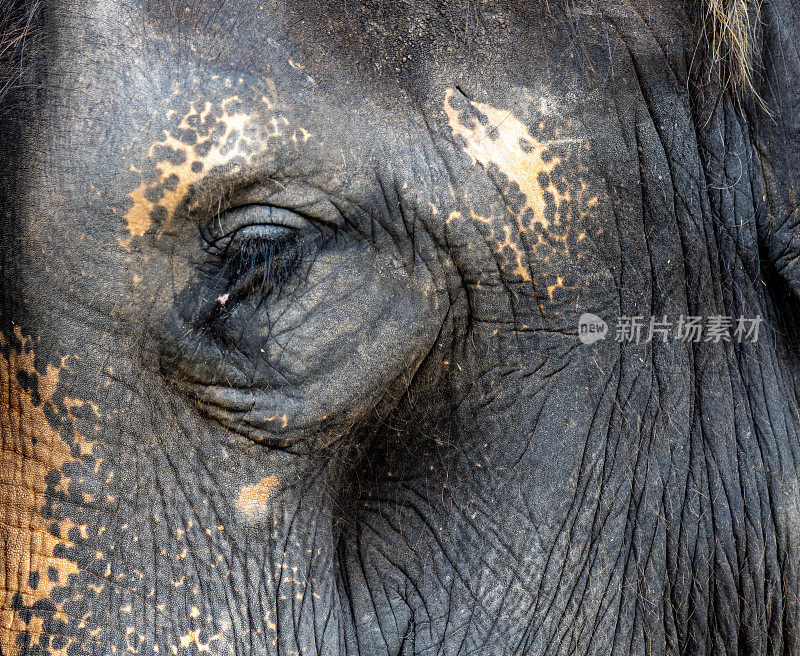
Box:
[2,1,800,656]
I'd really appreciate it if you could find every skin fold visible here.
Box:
[1,1,800,655]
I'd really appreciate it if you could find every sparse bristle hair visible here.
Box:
[0,0,40,110]
[703,0,761,95]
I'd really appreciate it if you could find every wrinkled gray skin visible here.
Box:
[2,1,800,655]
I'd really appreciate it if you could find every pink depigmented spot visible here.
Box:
[496,225,533,282]
[264,414,289,429]
[236,476,280,520]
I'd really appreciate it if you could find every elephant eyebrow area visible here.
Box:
[123,96,259,240]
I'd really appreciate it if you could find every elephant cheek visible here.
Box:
[0,330,95,656]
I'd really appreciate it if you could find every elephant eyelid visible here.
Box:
[203,204,311,248]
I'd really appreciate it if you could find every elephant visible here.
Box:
[2,0,800,654]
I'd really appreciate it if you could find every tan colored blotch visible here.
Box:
[444,88,573,232]
[470,209,533,282]
[123,97,258,238]
[175,628,224,653]
[0,328,93,656]
[547,275,565,300]
[236,475,279,520]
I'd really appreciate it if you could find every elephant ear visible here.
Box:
[750,0,800,299]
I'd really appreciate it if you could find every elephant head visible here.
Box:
[2,1,800,655]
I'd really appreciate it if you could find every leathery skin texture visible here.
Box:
[2,1,800,655]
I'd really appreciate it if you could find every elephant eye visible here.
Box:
[226,227,300,297]
[214,205,306,303]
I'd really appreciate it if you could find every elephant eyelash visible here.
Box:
[219,232,301,304]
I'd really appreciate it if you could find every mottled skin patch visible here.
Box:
[122,78,288,241]
[0,341,252,656]
[236,475,279,521]
[0,329,93,656]
[444,88,573,233]
[124,97,253,237]
[444,89,602,307]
